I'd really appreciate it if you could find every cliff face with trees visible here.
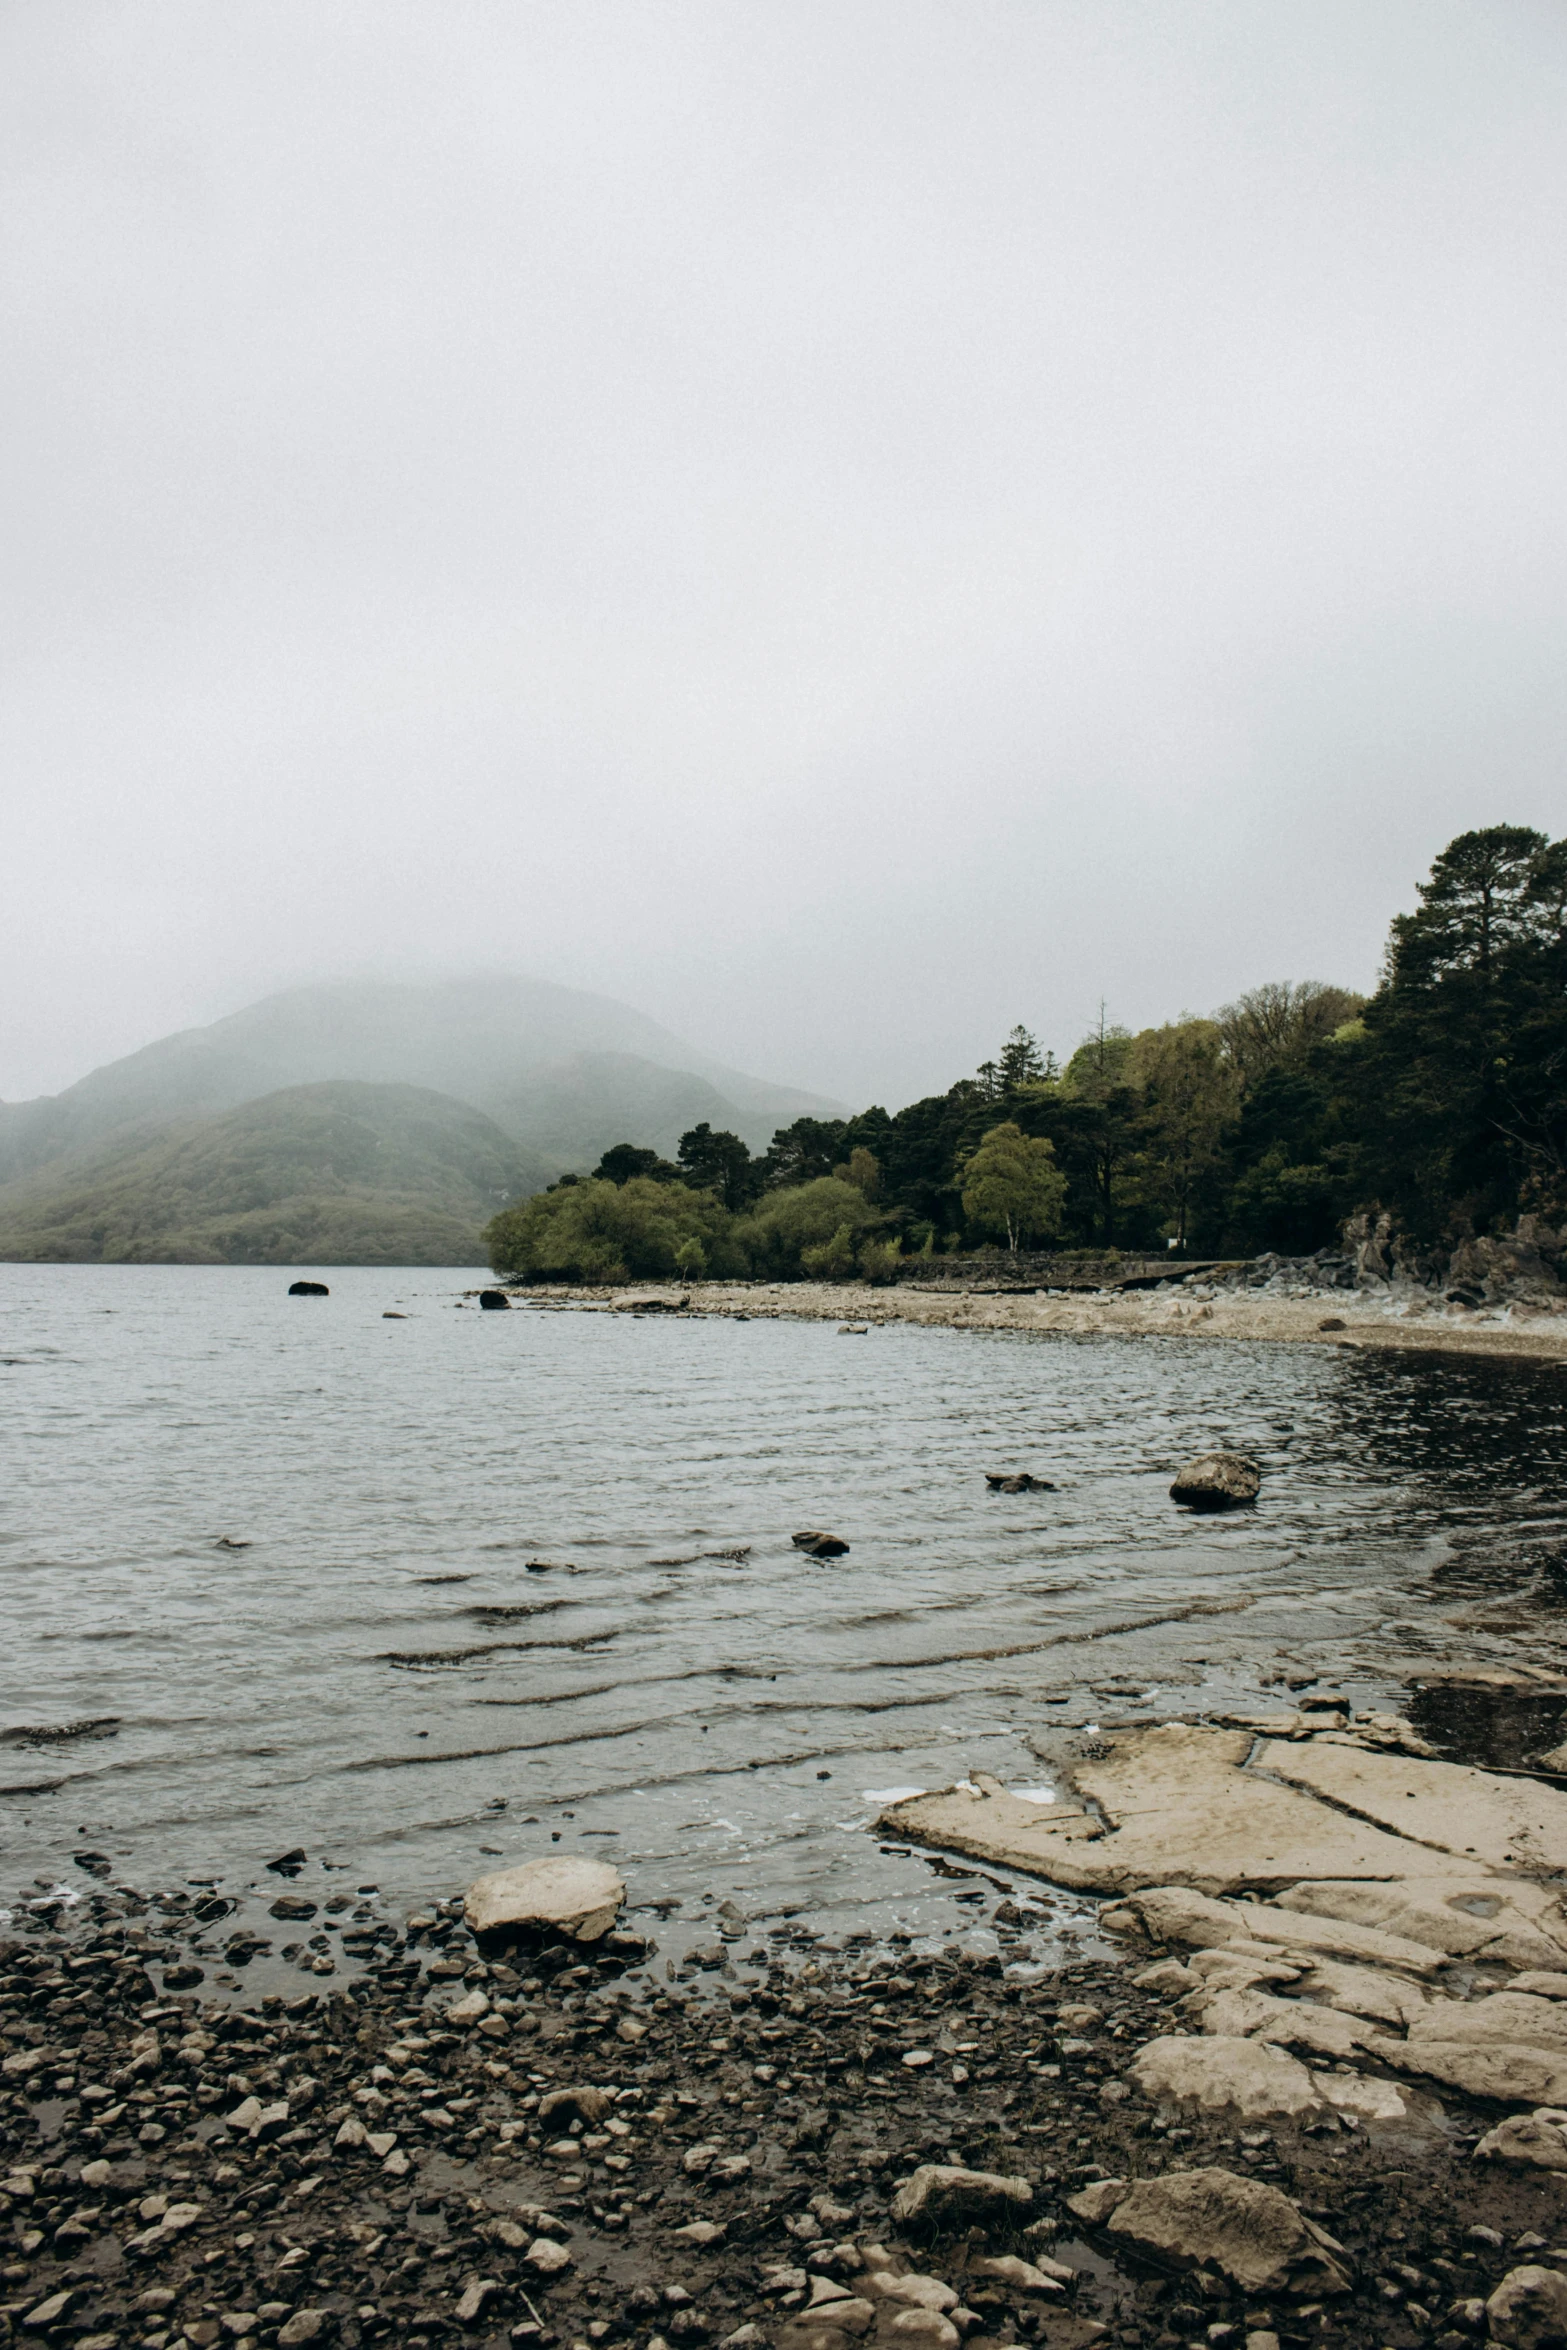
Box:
[485,827,1567,1285]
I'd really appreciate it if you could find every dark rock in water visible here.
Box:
[479,1289,511,1310]
[269,1893,319,1921]
[383,1310,408,1318]
[72,1850,112,1876]
[1318,1317,1346,1332]
[985,1472,1056,1493]
[267,1846,307,1875]
[792,1530,850,1557]
[287,1279,330,1296]
[1170,1451,1261,1509]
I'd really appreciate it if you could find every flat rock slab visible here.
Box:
[1255,1738,1567,1875]
[1383,2037,1567,2107]
[464,1855,625,1942]
[1271,1877,1567,1969]
[1126,1884,1450,1974]
[1069,1724,1479,1895]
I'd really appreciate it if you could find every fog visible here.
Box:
[5,1,1567,1110]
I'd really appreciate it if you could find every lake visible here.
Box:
[4,1263,1566,1981]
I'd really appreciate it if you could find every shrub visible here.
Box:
[801,1223,859,1280]
[484,1176,739,1283]
[731,1176,880,1277]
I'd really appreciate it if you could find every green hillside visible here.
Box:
[0,1081,550,1265]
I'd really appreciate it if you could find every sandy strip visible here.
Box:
[520,1277,1567,1363]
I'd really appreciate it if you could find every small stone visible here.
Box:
[448,1989,491,2023]
[277,2312,329,2348]
[885,2315,959,2350]
[671,2221,727,2246]
[889,2164,1032,2227]
[901,2050,935,2069]
[683,2142,720,2175]
[22,2290,76,2331]
[528,2236,574,2275]
[457,2278,501,2322]
[78,2159,113,2189]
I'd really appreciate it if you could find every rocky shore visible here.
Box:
[498,1278,1567,1365]
[9,1806,1567,2350]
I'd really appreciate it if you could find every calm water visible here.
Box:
[4,1264,1567,1973]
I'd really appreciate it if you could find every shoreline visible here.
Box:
[506,1279,1567,1364]
[3,1862,1561,2350]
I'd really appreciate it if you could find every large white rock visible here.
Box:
[464,1855,625,1942]
[1128,2034,1325,2121]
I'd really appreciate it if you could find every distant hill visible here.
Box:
[0,1081,547,1265]
[0,975,841,1182]
[0,976,844,1263]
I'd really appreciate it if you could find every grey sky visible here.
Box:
[5,1,1567,1110]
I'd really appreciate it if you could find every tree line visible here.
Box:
[484,826,1567,1285]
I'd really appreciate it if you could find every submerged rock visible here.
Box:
[1169,1452,1261,1509]
[793,1531,850,1557]
[287,1280,329,1297]
[985,1473,1056,1492]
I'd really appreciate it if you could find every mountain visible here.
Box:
[0,975,841,1182]
[0,1081,546,1265]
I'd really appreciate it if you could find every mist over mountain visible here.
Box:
[0,976,842,1178]
[0,975,845,1262]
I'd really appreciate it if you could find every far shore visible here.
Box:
[507,1275,1567,1362]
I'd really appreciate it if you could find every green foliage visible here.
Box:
[676,1123,759,1210]
[1357,826,1567,1232]
[484,1175,740,1284]
[801,1223,860,1280]
[959,1122,1067,1251]
[731,1176,880,1277]
[857,1236,902,1284]
[594,1143,679,1185]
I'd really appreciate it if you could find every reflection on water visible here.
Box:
[3,1264,1567,1966]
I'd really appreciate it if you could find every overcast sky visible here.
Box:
[5,2,1567,1109]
